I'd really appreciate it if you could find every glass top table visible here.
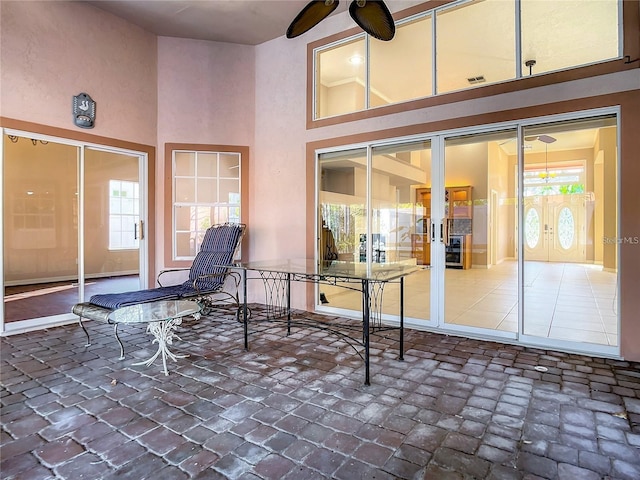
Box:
[233,259,424,385]
[108,300,202,376]
[235,259,423,282]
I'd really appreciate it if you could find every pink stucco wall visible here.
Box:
[0,0,157,145]
[155,36,256,271]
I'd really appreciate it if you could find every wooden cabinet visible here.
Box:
[445,186,473,219]
[413,186,472,266]
[416,186,473,221]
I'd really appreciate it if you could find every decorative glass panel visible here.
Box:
[557,207,575,250]
[525,208,540,248]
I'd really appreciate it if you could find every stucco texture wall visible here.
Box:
[0,0,157,146]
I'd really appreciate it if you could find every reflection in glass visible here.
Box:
[370,16,432,106]
[315,36,366,118]
[523,116,618,347]
[436,0,516,93]
[521,0,619,76]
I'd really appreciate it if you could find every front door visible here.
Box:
[524,194,585,262]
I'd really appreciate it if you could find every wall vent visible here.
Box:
[467,76,486,84]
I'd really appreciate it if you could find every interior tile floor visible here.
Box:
[2,304,640,479]
[322,261,618,347]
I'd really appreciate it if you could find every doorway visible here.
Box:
[2,131,147,330]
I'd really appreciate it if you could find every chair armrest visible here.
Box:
[157,267,190,287]
[191,270,241,293]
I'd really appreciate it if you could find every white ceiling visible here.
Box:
[85,0,322,45]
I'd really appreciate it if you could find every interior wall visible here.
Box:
[2,140,139,284]
[84,150,140,277]
[446,143,488,266]
[488,141,512,264]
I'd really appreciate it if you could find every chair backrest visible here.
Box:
[185,223,246,291]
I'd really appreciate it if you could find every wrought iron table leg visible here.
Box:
[132,319,187,376]
[113,323,125,360]
[79,318,91,347]
[363,279,370,386]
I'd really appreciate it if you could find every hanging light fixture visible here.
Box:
[526,135,557,181]
[287,0,395,41]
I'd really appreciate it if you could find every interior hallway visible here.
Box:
[321,261,618,347]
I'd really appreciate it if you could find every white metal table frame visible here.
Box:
[108,300,202,376]
[236,259,421,385]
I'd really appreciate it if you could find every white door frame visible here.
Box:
[0,128,149,335]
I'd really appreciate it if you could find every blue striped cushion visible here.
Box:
[200,224,243,253]
[182,251,230,293]
[89,286,183,309]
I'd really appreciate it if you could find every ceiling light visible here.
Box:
[349,54,364,65]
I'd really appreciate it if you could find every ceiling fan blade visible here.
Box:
[286,0,340,39]
[538,134,557,144]
[349,0,395,41]
[524,134,557,143]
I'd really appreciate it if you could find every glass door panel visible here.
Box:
[318,148,368,310]
[443,130,518,333]
[522,117,619,347]
[83,148,142,298]
[371,140,432,320]
[3,135,80,322]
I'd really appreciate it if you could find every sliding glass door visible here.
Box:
[3,136,80,322]
[2,131,147,330]
[522,117,619,349]
[315,110,620,357]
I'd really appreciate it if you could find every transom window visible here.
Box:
[314,0,620,119]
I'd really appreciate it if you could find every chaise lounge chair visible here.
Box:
[72,222,245,356]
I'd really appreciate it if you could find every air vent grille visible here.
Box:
[467,76,486,84]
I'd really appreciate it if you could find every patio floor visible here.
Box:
[2,305,640,479]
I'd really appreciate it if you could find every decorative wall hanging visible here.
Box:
[72,93,96,129]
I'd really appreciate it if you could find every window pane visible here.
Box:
[109,197,121,214]
[220,153,240,178]
[197,179,216,203]
[521,0,619,76]
[176,231,195,257]
[121,198,134,214]
[219,179,240,203]
[316,36,366,119]
[175,152,195,176]
[370,15,432,106]
[319,148,368,262]
[175,205,191,231]
[198,153,217,177]
[172,149,243,260]
[437,0,516,93]
[175,178,195,202]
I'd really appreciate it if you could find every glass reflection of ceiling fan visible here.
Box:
[526,135,557,180]
[286,0,395,41]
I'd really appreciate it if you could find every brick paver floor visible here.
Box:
[2,304,640,479]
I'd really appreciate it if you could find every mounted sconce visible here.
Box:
[73,93,96,129]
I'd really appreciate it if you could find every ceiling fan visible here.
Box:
[286,0,396,41]
[525,134,556,144]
